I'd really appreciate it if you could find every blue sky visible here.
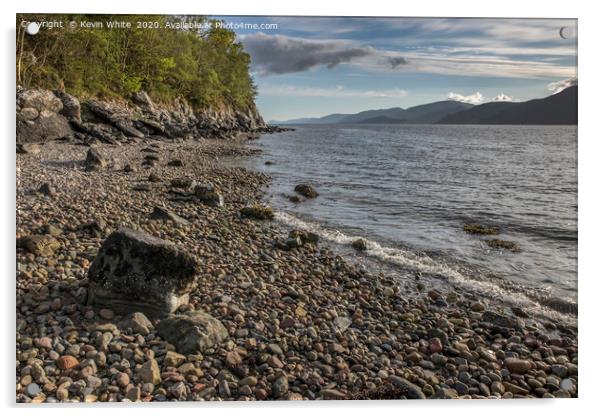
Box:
[213,16,577,121]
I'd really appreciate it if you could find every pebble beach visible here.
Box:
[16,137,578,402]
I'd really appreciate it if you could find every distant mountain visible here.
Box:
[277,100,473,125]
[439,86,577,125]
[275,87,577,125]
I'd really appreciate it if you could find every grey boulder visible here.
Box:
[156,310,228,354]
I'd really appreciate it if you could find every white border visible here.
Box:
[2,1,600,415]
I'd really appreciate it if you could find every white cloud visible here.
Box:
[447,91,484,105]
[547,77,578,94]
[493,93,514,102]
[258,84,407,98]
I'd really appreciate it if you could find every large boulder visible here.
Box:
[84,148,106,171]
[156,310,228,354]
[16,88,73,143]
[54,90,81,121]
[87,228,198,317]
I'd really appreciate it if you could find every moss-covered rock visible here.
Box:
[240,204,274,220]
[463,223,499,235]
[352,238,368,251]
[485,238,520,252]
[294,183,318,199]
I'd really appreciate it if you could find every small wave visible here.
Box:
[274,210,577,325]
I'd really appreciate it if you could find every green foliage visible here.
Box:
[16,14,257,109]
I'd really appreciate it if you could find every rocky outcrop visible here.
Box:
[16,87,269,144]
[86,228,198,317]
[16,88,72,143]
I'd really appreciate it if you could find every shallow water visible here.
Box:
[246,124,577,309]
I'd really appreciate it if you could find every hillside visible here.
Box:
[439,86,577,125]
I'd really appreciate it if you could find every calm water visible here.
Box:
[247,124,577,311]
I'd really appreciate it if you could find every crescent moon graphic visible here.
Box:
[559,26,568,39]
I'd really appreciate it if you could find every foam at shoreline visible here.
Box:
[275,210,577,327]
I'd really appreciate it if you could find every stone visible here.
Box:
[118,312,154,336]
[150,206,189,225]
[26,383,41,397]
[17,89,72,143]
[156,310,228,354]
[19,235,60,257]
[240,204,274,220]
[16,143,41,154]
[288,229,319,245]
[57,355,79,370]
[333,316,352,332]
[481,310,523,329]
[485,238,520,252]
[54,90,81,121]
[84,148,106,171]
[193,183,224,207]
[138,359,161,385]
[239,376,258,387]
[126,386,141,401]
[389,376,426,399]
[116,372,130,388]
[169,382,187,400]
[272,375,288,398]
[429,337,443,353]
[99,309,114,320]
[170,177,195,189]
[351,238,368,251]
[167,159,184,167]
[37,182,56,197]
[148,173,161,182]
[320,389,347,400]
[164,351,186,367]
[87,228,198,317]
[505,357,532,374]
[294,183,318,198]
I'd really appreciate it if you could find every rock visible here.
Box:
[481,310,523,329]
[39,223,62,236]
[87,228,198,316]
[164,351,186,367]
[320,389,347,400]
[118,312,154,336]
[16,143,41,154]
[116,372,130,388]
[389,376,426,399]
[19,235,60,256]
[57,355,79,370]
[54,90,81,121]
[155,310,228,354]
[272,375,289,398]
[288,229,319,245]
[240,204,274,220]
[485,238,520,252]
[294,183,318,198]
[126,386,141,401]
[148,173,161,183]
[99,309,114,320]
[351,238,368,251]
[138,358,161,385]
[505,358,532,374]
[17,89,72,143]
[150,206,189,225]
[333,316,352,332]
[170,177,195,189]
[238,376,258,387]
[26,383,41,397]
[169,382,188,400]
[429,338,443,353]
[463,223,499,235]
[167,159,184,167]
[84,148,106,171]
[193,183,224,207]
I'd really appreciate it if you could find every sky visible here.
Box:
[213,16,577,121]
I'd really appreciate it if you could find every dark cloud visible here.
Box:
[388,56,408,69]
[241,33,375,75]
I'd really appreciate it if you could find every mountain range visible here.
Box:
[273,86,577,125]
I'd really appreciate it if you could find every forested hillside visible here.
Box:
[16,14,257,110]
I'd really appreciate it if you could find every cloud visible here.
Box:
[388,56,408,69]
[241,32,375,75]
[447,91,484,105]
[258,84,407,98]
[547,77,578,94]
[493,93,514,102]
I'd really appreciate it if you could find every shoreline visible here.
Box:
[16,136,578,402]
